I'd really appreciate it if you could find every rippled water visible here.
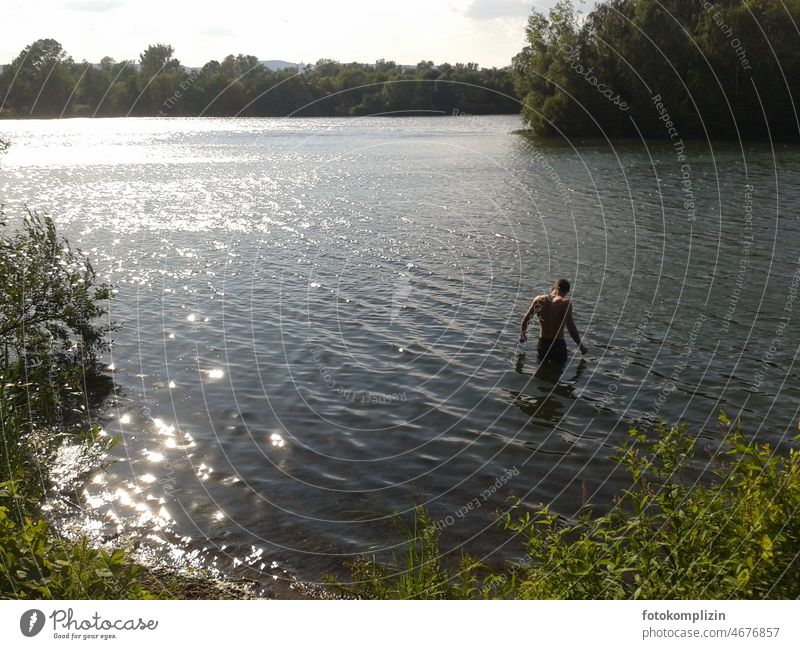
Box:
[2,116,799,591]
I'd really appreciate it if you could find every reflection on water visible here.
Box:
[511,354,588,418]
[1,116,799,589]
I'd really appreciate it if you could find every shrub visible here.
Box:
[0,207,114,414]
[337,417,800,599]
[0,210,117,497]
[332,505,484,599]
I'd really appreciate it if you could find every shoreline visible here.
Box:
[0,111,520,121]
[511,128,800,145]
[38,440,327,600]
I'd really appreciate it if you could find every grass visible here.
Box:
[331,416,800,599]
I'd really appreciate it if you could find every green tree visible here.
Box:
[138,43,181,77]
[1,41,520,119]
[512,1,588,135]
[135,44,187,115]
[513,0,800,139]
[70,61,111,117]
[0,39,76,117]
[102,60,140,115]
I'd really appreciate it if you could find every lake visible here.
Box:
[1,115,799,594]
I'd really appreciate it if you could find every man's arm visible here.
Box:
[566,302,588,354]
[519,298,540,342]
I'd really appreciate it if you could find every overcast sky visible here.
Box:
[2,0,595,69]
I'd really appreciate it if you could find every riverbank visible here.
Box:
[330,417,800,599]
[6,413,799,600]
[0,499,264,599]
[0,404,312,600]
[0,202,284,600]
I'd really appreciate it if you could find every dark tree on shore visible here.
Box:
[512,0,800,140]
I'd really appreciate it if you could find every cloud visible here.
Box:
[454,0,534,20]
[63,0,124,12]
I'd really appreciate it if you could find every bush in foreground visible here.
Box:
[335,417,800,599]
[0,138,152,598]
[0,208,152,598]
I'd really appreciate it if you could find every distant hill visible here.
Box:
[0,60,299,73]
[0,59,452,75]
[260,60,299,71]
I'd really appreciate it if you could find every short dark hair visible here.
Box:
[554,278,571,295]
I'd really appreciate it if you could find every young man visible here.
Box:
[519,278,587,362]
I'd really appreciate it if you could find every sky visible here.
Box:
[1,0,595,69]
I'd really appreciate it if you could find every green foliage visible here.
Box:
[0,207,115,442]
[0,483,155,599]
[1,360,48,499]
[0,209,145,599]
[0,40,518,118]
[0,39,74,117]
[336,417,800,599]
[512,0,586,135]
[0,205,90,491]
[513,0,800,138]
[0,209,113,365]
[138,43,181,77]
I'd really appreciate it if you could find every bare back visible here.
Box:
[519,282,586,354]
[532,294,572,339]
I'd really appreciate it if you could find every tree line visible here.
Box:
[4,1,797,140]
[0,40,518,118]
[511,0,800,140]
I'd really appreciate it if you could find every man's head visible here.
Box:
[552,278,571,296]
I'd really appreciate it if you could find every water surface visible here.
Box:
[1,116,798,590]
